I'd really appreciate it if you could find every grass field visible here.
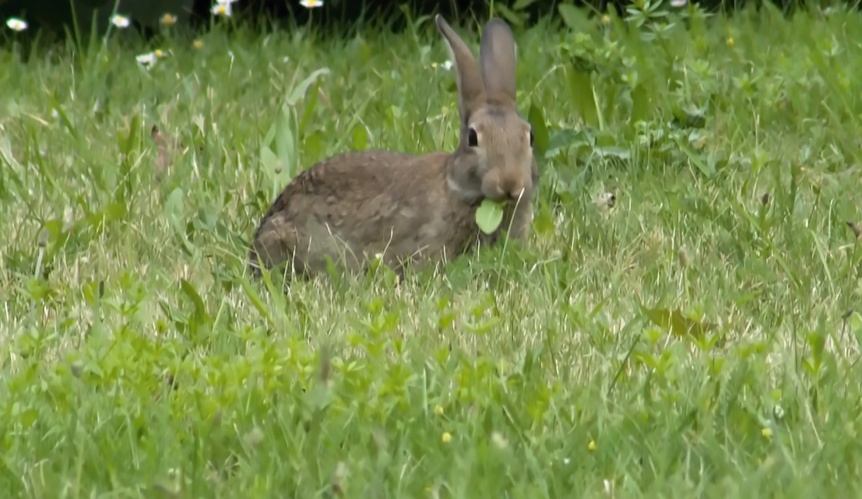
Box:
[2,2,862,497]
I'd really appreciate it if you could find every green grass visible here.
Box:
[2,2,862,497]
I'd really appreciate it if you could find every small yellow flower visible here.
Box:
[588,439,597,451]
[300,0,324,8]
[160,13,178,26]
[761,427,773,439]
[193,39,204,50]
[726,38,734,46]
[433,405,444,416]
[111,14,131,29]
[441,432,452,444]
[6,17,27,32]
[601,15,610,24]
[154,49,168,58]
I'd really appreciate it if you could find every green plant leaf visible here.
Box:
[566,65,600,128]
[558,4,585,30]
[164,187,194,256]
[640,305,715,339]
[476,199,506,235]
[286,68,331,107]
[180,278,210,325]
[630,84,650,124]
[672,134,715,177]
[464,317,501,335]
[493,4,525,27]
[528,100,549,156]
[259,145,278,172]
[352,124,368,150]
[274,106,297,188]
[533,203,555,236]
[298,80,322,135]
[513,0,540,8]
[594,146,631,160]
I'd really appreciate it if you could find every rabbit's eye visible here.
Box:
[468,128,478,147]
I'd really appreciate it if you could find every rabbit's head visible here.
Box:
[436,16,537,206]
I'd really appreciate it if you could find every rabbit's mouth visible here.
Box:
[483,186,527,204]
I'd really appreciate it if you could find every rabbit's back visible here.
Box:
[249,150,479,277]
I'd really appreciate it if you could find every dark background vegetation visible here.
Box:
[0,0,843,44]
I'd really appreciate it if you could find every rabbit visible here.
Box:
[247,15,539,281]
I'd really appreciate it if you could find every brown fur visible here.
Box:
[249,150,481,277]
[248,16,538,280]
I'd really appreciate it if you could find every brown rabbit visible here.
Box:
[247,15,538,280]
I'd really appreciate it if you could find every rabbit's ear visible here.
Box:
[436,15,486,127]
[479,19,518,107]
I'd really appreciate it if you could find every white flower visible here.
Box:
[490,432,508,449]
[111,14,131,28]
[300,0,323,8]
[211,2,232,17]
[136,52,157,70]
[212,0,238,17]
[670,0,688,6]
[431,60,453,71]
[136,49,169,70]
[6,17,27,32]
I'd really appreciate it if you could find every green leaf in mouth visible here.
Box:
[475,199,506,235]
